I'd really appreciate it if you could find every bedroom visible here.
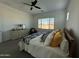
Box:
[0,0,79,58]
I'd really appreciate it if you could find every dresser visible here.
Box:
[9,29,28,40]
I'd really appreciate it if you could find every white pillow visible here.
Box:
[60,33,69,53]
[44,29,60,46]
[44,31,54,46]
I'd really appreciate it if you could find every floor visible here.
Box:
[0,39,34,58]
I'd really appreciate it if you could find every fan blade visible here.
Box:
[32,0,38,6]
[34,6,41,9]
[24,3,32,6]
[30,7,33,10]
[35,0,38,1]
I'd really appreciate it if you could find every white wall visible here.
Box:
[33,10,66,29]
[66,0,79,57]
[0,3,33,31]
[0,3,33,41]
[0,32,2,43]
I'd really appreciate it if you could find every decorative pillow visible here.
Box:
[60,33,69,53]
[50,30,63,47]
[40,31,51,42]
[44,31,55,46]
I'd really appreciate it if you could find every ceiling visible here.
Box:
[0,0,69,14]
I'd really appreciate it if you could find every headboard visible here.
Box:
[64,28,76,58]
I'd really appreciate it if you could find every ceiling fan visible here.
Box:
[24,0,41,10]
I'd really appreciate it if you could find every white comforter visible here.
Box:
[18,35,69,58]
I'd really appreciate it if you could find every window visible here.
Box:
[66,12,69,21]
[38,18,54,29]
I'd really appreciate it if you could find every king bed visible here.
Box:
[18,28,76,58]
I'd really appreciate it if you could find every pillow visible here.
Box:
[44,31,55,46]
[40,32,51,42]
[50,30,63,47]
[60,33,69,53]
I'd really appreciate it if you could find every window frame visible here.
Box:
[66,12,70,21]
[38,17,55,29]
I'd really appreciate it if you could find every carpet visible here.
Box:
[0,39,34,58]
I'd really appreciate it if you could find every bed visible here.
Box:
[18,28,76,58]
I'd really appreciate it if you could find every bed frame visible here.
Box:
[64,28,76,58]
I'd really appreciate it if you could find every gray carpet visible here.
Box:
[0,39,34,58]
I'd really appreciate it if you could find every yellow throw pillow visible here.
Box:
[50,31,63,47]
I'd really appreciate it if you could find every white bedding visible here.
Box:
[18,34,69,58]
[27,44,68,58]
[18,30,69,58]
[19,41,68,58]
